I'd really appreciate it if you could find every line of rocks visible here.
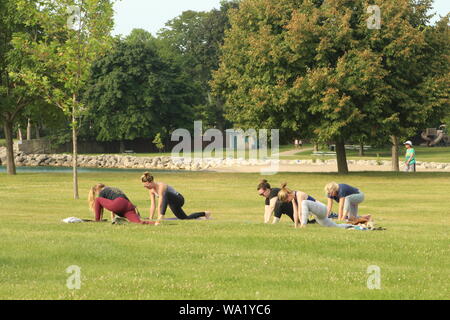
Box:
[1,149,450,171]
[288,159,450,169]
[0,151,274,171]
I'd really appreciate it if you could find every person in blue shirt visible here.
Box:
[325,182,365,221]
[278,183,352,229]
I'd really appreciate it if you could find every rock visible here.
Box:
[30,160,39,167]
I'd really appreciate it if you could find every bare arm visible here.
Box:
[264,205,271,223]
[406,150,415,164]
[338,197,345,220]
[292,198,299,228]
[157,183,168,220]
[406,153,412,164]
[149,191,156,219]
[326,198,333,218]
[265,197,277,224]
[270,197,284,224]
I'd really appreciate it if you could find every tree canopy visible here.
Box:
[82,30,200,143]
[212,0,450,173]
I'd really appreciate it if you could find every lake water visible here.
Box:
[0,166,175,173]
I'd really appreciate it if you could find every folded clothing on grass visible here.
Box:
[62,217,107,223]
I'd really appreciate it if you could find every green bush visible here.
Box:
[152,133,165,152]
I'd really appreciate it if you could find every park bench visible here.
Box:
[344,145,372,150]
[312,151,336,156]
[328,145,372,151]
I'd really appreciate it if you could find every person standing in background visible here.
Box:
[404,141,416,172]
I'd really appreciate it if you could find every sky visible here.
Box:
[112,0,450,37]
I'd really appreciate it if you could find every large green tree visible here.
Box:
[82,29,199,148]
[368,1,450,170]
[213,0,449,174]
[158,0,240,129]
[12,0,115,198]
[0,0,40,175]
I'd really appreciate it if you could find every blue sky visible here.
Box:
[112,0,450,37]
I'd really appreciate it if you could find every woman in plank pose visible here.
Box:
[141,172,211,221]
[278,183,352,229]
[88,184,155,225]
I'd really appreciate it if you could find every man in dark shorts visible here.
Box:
[257,180,296,224]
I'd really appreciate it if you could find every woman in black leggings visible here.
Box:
[141,172,211,221]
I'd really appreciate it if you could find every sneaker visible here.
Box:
[112,216,128,225]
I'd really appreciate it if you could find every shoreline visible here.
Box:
[1,147,449,173]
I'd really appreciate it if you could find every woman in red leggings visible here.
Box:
[88,184,155,225]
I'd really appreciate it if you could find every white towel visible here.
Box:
[62,217,84,223]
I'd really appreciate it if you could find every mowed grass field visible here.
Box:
[281,145,450,162]
[0,171,449,300]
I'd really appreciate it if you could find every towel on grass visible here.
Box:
[62,217,84,223]
[62,217,107,223]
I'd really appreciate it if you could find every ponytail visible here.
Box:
[88,183,105,212]
[141,172,154,183]
[278,182,292,202]
[257,179,271,191]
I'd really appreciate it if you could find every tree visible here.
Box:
[213,0,449,174]
[212,0,312,138]
[158,0,240,129]
[152,133,165,153]
[12,0,115,198]
[0,0,42,175]
[213,0,388,174]
[367,1,450,171]
[82,29,199,146]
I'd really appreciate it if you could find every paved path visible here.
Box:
[275,148,313,157]
[212,163,450,173]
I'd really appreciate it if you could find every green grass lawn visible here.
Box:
[281,145,450,163]
[74,144,450,164]
[78,144,296,159]
[0,171,449,300]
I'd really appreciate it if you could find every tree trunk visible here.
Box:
[72,108,79,199]
[35,123,40,139]
[3,121,16,175]
[27,118,32,140]
[313,142,319,152]
[391,135,400,172]
[17,125,23,141]
[120,141,125,153]
[335,139,349,174]
[359,142,364,156]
